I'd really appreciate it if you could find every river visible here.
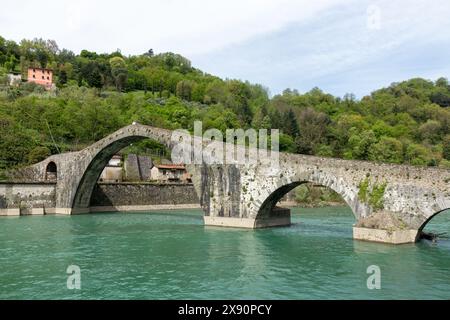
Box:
[0,207,449,299]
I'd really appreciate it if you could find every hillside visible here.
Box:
[1,35,450,171]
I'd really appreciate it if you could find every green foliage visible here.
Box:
[279,133,296,153]
[122,139,169,159]
[368,182,387,210]
[443,135,450,160]
[358,178,387,211]
[358,178,370,202]
[294,183,344,205]
[176,80,194,100]
[316,144,333,157]
[0,116,38,166]
[295,108,329,155]
[110,56,127,92]
[346,129,377,160]
[405,143,430,165]
[368,137,404,164]
[283,109,300,137]
[27,146,51,164]
[0,34,450,169]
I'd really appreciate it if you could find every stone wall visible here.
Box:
[0,182,56,215]
[0,182,199,215]
[90,183,199,207]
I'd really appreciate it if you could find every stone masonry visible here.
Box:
[5,123,450,244]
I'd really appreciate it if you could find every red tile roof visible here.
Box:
[154,164,185,170]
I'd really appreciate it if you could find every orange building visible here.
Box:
[27,67,53,89]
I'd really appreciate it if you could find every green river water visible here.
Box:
[1,207,449,300]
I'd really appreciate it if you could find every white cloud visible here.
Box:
[66,3,82,32]
[0,0,347,55]
[274,0,450,79]
[189,0,450,96]
[1,0,449,96]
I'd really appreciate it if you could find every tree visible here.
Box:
[227,80,253,125]
[81,61,102,88]
[283,109,300,137]
[368,137,403,164]
[35,48,49,68]
[57,49,76,64]
[28,146,51,164]
[4,55,18,71]
[316,144,333,157]
[430,92,450,107]
[405,143,430,166]
[109,56,128,91]
[58,70,68,86]
[269,109,283,129]
[279,133,296,153]
[418,120,441,143]
[176,80,193,100]
[443,135,450,160]
[204,80,227,104]
[295,108,330,154]
[0,117,37,165]
[261,115,272,130]
[251,105,269,129]
[435,77,449,88]
[347,130,377,160]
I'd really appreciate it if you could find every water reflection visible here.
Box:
[0,208,449,299]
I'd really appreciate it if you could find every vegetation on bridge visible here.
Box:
[1,35,450,173]
[358,177,387,211]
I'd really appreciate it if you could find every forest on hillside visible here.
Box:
[1,35,450,172]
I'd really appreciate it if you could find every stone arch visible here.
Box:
[255,171,363,221]
[72,136,147,209]
[45,161,57,181]
[70,125,178,211]
[417,208,450,232]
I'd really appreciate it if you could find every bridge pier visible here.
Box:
[352,210,422,244]
[47,208,91,215]
[204,215,291,229]
[204,207,291,229]
[353,227,419,244]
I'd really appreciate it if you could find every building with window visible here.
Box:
[7,73,22,87]
[27,67,53,89]
[99,155,123,183]
[150,164,192,183]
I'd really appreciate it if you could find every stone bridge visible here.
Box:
[8,123,450,244]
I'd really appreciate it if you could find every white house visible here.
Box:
[99,155,123,182]
[150,164,191,183]
[7,73,22,87]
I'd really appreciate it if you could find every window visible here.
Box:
[47,77,49,80]
[45,162,57,181]
[42,76,45,79]
[33,69,35,72]
[32,75,35,78]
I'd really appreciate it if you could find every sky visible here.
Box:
[1,0,450,97]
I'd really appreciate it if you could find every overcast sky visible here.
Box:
[1,0,450,97]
